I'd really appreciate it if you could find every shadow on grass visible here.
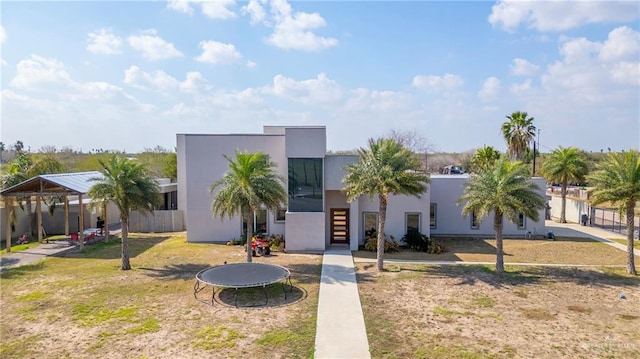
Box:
[357,263,640,289]
[215,284,308,308]
[0,261,47,279]
[140,263,211,280]
[59,235,173,260]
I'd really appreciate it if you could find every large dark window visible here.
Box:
[288,158,323,212]
[242,209,268,236]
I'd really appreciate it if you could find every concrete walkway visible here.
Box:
[315,248,370,359]
[0,226,122,272]
[0,240,77,272]
[545,220,640,256]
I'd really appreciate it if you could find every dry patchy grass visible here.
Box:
[0,233,322,359]
[357,264,640,359]
[354,236,636,265]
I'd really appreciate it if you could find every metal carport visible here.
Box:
[1,171,107,252]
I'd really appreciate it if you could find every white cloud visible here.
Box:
[246,60,257,68]
[167,0,194,15]
[201,0,237,20]
[266,73,342,105]
[0,24,6,43]
[163,102,199,117]
[168,0,236,19]
[195,40,242,64]
[478,77,501,102]
[266,0,337,51]
[241,0,267,25]
[510,58,539,76]
[489,0,639,32]
[412,74,464,92]
[128,29,183,60]
[123,66,179,91]
[599,26,640,63]
[10,55,73,90]
[208,88,265,108]
[509,79,533,95]
[87,29,122,55]
[541,26,639,103]
[179,71,211,94]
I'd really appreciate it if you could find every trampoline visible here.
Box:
[194,263,292,307]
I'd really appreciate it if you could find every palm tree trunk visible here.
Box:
[245,206,253,263]
[121,216,131,270]
[625,204,637,275]
[560,179,568,223]
[377,194,388,271]
[494,209,505,273]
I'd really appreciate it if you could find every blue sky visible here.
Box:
[1,0,639,154]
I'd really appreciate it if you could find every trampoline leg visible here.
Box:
[234,288,239,308]
[281,277,293,299]
[263,285,268,305]
[194,281,200,300]
[211,287,215,306]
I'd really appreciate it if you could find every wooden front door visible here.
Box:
[330,209,349,244]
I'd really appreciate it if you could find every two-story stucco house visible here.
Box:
[177,126,546,252]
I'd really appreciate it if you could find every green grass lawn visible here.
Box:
[0,233,322,359]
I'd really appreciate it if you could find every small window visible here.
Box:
[363,212,378,238]
[517,212,526,229]
[430,203,437,229]
[275,208,286,222]
[471,210,480,229]
[406,213,421,235]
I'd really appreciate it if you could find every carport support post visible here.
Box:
[36,196,43,243]
[79,194,84,250]
[103,203,109,242]
[64,197,69,236]
[4,198,12,253]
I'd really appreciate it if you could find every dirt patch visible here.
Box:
[357,264,640,358]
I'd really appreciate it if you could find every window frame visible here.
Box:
[430,203,437,229]
[517,212,526,229]
[274,208,286,223]
[405,212,421,235]
[471,210,480,230]
[363,212,379,238]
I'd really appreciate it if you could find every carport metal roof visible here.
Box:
[0,171,104,197]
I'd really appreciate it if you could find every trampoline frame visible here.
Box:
[194,263,293,307]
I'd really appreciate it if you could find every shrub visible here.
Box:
[426,240,446,254]
[402,231,430,252]
[401,231,447,254]
[268,234,285,251]
[364,235,399,253]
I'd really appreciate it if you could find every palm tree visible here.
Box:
[541,147,589,223]
[88,156,160,270]
[210,151,287,263]
[470,145,502,173]
[458,157,545,273]
[587,150,640,275]
[501,111,536,161]
[343,138,430,271]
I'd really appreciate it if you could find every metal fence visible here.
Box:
[591,207,640,238]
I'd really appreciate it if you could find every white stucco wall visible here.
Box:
[325,155,357,190]
[356,192,431,244]
[285,127,326,158]
[430,175,547,237]
[177,133,286,242]
[549,195,589,223]
[285,212,325,251]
